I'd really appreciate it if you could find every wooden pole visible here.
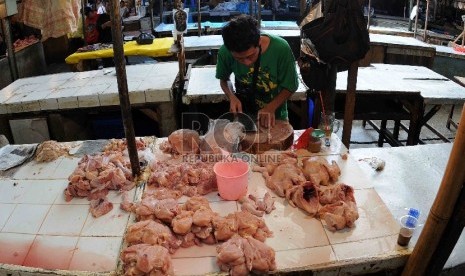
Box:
[342,61,359,149]
[402,103,465,276]
[414,0,419,37]
[426,184,465,275]
[423,0,430,42]
[81,0,87,44]
[257,0,261,28]
[108,0,141,177]
[367,0,372,31]
[1,18,19,81]
[408,0,414,31]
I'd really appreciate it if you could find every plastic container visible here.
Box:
[213,160,249,200]
[397,215,418,246]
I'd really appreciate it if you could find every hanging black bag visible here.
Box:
[301,0,370,65]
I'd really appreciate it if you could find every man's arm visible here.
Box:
[258,89,293,128]
[220,79,242,113]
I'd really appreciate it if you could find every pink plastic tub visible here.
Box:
[213,160,249,201]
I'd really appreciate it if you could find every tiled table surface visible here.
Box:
[0,62,179,115]
[0,137,406,275]
[351,143,465,270]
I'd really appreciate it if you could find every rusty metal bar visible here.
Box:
[108,0,140,177]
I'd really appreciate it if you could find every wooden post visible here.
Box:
[342,61,359,149]
[1,18,18,81]
[402,105,465,275]
[423,0,430,42]
[300,0,306,18]
[81,0,87,44]
[108,0,141,177]
[367,0,371,31]
[408,0,414,31]
[413,0,419,37]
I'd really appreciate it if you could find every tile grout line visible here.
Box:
[0,203,18,233]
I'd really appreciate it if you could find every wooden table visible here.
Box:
[184,64,465,146]
[0,63,179,140]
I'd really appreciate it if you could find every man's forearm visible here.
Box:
[220,79,235,99]
[266,89,293,111]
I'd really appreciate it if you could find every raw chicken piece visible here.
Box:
[216,235,247,276]
[285,182,320,217]
[248,193,275,214]
[162,129,201,155]
[318,183,355,205]
[192,207,217,227]
[183,196,211,212]
[153,198,180,223]
[171,210,194,235]
[121,244,173,276]
[216,235,276,276]
[89,197,113,218]
[213,214,238,241]
[301,158,330,186]
[319,201,359,231]
[262,192,275,214]
[125,220,181,254]
[301,157,341,185]
[238,196,264,217]
[266,163,306,197]
[142,187,182,200]
[234,211,272,242]
[178,232,200,248]
[120,191,134,212]
[243,236,276,273]
[134,197,179,223]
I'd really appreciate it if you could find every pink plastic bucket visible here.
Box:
[213,160,249,200]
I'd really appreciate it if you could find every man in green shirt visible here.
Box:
[216,15,299,128]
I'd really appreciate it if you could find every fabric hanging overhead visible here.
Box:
[17,0,81,40]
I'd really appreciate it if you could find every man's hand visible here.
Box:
[258,105,276,128]
[229,94,242,113]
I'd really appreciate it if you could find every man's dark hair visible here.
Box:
[222,15,260,53]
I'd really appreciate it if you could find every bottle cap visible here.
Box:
[408,208,420,219]
[312,129,325,138]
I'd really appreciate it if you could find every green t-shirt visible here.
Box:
[216,34,298,120]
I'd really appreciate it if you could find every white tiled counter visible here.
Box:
[0,62,179,136]
[0,138,423,276]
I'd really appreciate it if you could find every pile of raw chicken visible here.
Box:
[64,138,146,218]
[57,123,359,276]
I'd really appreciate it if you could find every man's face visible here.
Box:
[231,45,260,67]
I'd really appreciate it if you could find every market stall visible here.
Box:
[0,131,404,275]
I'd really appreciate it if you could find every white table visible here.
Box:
[184,64,465,145]
[0,62,179,136]
[350,143,465,272]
